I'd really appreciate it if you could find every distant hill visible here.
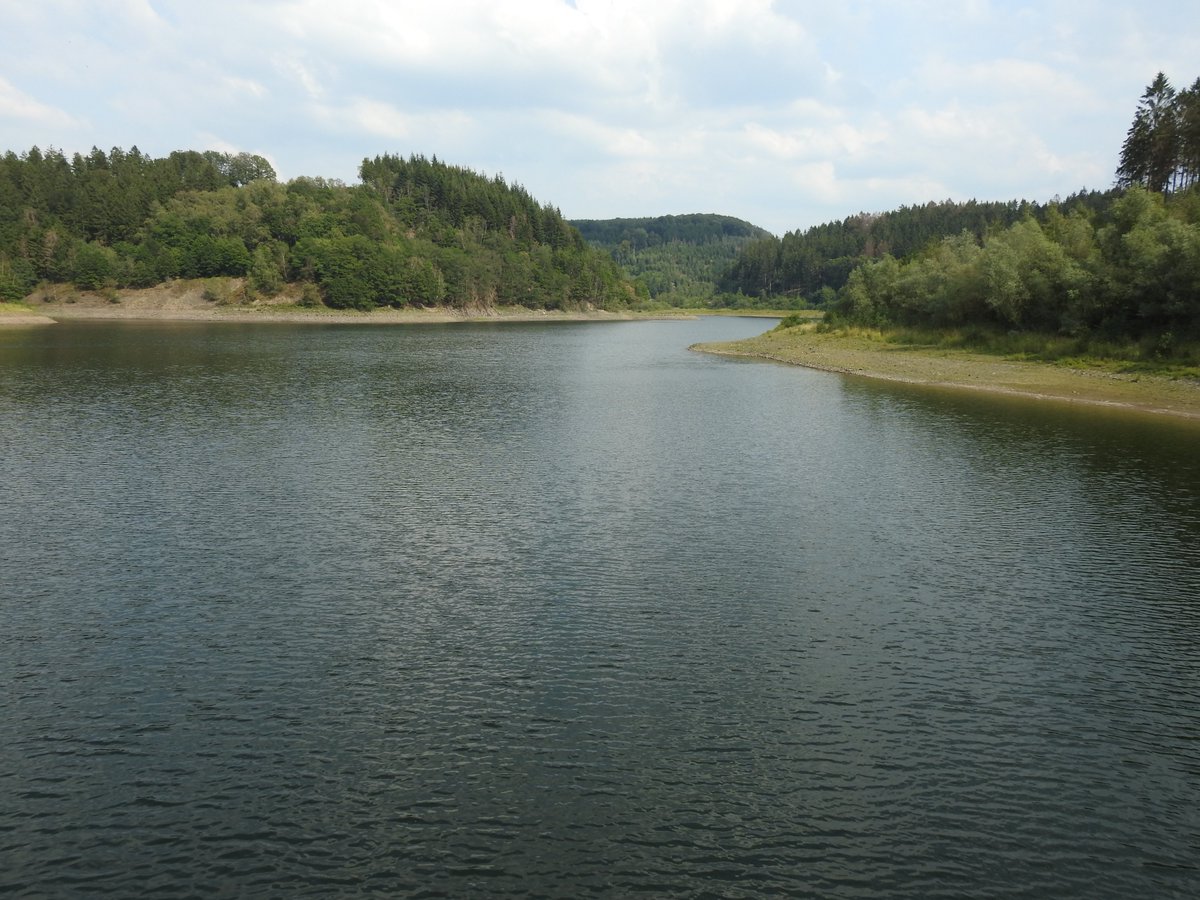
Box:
[570,213,773,307]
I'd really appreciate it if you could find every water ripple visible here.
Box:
[2,320,1199,897]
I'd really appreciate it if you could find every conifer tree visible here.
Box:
[1118,73,1185,192]
[1177,78,1200,191]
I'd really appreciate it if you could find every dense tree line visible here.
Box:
[572,213,768,248]
[0,147,634,310]
[718,192,1116,303]
[830,187,1200,339]
[571,213,772,306]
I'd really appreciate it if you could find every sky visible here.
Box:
[1,1,1197,236]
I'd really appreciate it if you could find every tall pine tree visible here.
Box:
[1117,73,1192,193]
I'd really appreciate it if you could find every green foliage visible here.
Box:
[1097,187,1200,332]
[877,323,1199,374]
[571,213,773,307]
[299,282,322,308]
[203,151,277,187]
[0,255,37,300]
[774,310,826,330]
[71,242,119,290]
[248,241,286,296]
[1117,73,1200,193]
[0,145,636,310]
[572,213,769,247]
[718,193,1118,304]
[830,187,1200,340]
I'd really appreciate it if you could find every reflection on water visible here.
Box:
[2,318,1198,898]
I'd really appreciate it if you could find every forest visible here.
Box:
[830,186,1199,339]
[718,192,1116,302]
[726,72,1200,342]
[0,148,635,310]
[3,72,1196,337]
[571,213,772,307]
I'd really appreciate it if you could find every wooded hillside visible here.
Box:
[718,192,1117,304]
[0,148,635,310]
[572,213,771,307]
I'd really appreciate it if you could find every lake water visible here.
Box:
[2,317,1198,898]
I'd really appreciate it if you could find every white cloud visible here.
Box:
[271,56,327,100]
[312,97,475,144]
[743,119,887,162]
[916,56,1097,110]
[538,112,661,159]
[786,161,840,203]
[222,77,269,101]
[0,76,79,127]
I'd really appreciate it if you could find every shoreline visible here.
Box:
[17,305,664,325]
[1,282,797,326]
[17,285,1194,421]
[692,329,1200,422]
[0,313,59,325]
[2,282,696,326]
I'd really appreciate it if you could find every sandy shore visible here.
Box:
[6,281,680,326]
[693,326,1200,421]
[0,312,58,325]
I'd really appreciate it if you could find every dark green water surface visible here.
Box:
[2,318,1198,897]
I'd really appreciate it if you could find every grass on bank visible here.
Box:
[699,308,822,319]
[696,320,1200,418]
[0,301,35,315]
[631,296,822,318]
[779,321,1200,381]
